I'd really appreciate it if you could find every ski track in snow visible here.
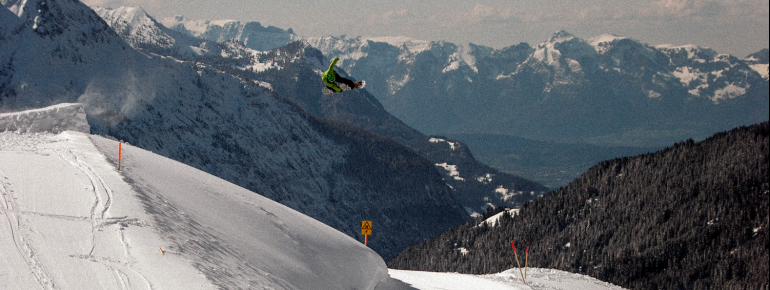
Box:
[0,132,156,290]
[1,168,57,289]
[53,147,156,290]
[54,148,110,256]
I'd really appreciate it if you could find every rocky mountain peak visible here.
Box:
[93,6,174,49]
[160,14,298,51]
[547,30,577,44]
[5,0,112,40]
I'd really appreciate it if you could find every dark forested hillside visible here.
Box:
[389,122,769,289]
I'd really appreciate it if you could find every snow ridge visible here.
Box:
[0,103,89,134]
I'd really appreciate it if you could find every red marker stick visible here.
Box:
[525,243,529,280]
[511,241,526,285]
[118,143,122,171]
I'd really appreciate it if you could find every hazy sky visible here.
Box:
[81,0,769,57]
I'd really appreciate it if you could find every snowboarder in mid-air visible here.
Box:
[323,57,364,94]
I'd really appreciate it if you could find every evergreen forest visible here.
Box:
[389,122,769,289]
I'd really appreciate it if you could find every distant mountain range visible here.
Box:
[160,13,299,52]
[308,33,768,147]
[139,13,768,187]
[120,14,769,148]
[306,32,767,188]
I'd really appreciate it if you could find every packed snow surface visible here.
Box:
[388,268,626,290]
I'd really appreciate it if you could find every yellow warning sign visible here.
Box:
[361,220,372,236]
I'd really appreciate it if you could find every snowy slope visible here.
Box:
[1,130,215,289]
[388,268,626,290]
[0,104,388,289]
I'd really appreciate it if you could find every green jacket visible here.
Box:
[322,57,342,92]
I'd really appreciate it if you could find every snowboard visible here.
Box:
[323,80,365,95]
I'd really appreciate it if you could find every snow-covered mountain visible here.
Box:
[92,6,174,51]
[0,0,135,110]
[160,14,298,52]
[306,32,769,147]
[1,0,468,261]
[93,6,264,68]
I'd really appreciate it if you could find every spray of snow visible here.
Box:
[77,69,158,126]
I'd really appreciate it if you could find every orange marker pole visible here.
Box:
[365,234,368,246]
[158,247,164,254]
[118,143,122,171]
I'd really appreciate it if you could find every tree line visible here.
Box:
[389,122,769,289]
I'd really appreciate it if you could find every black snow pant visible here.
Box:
[331,71,356,89]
